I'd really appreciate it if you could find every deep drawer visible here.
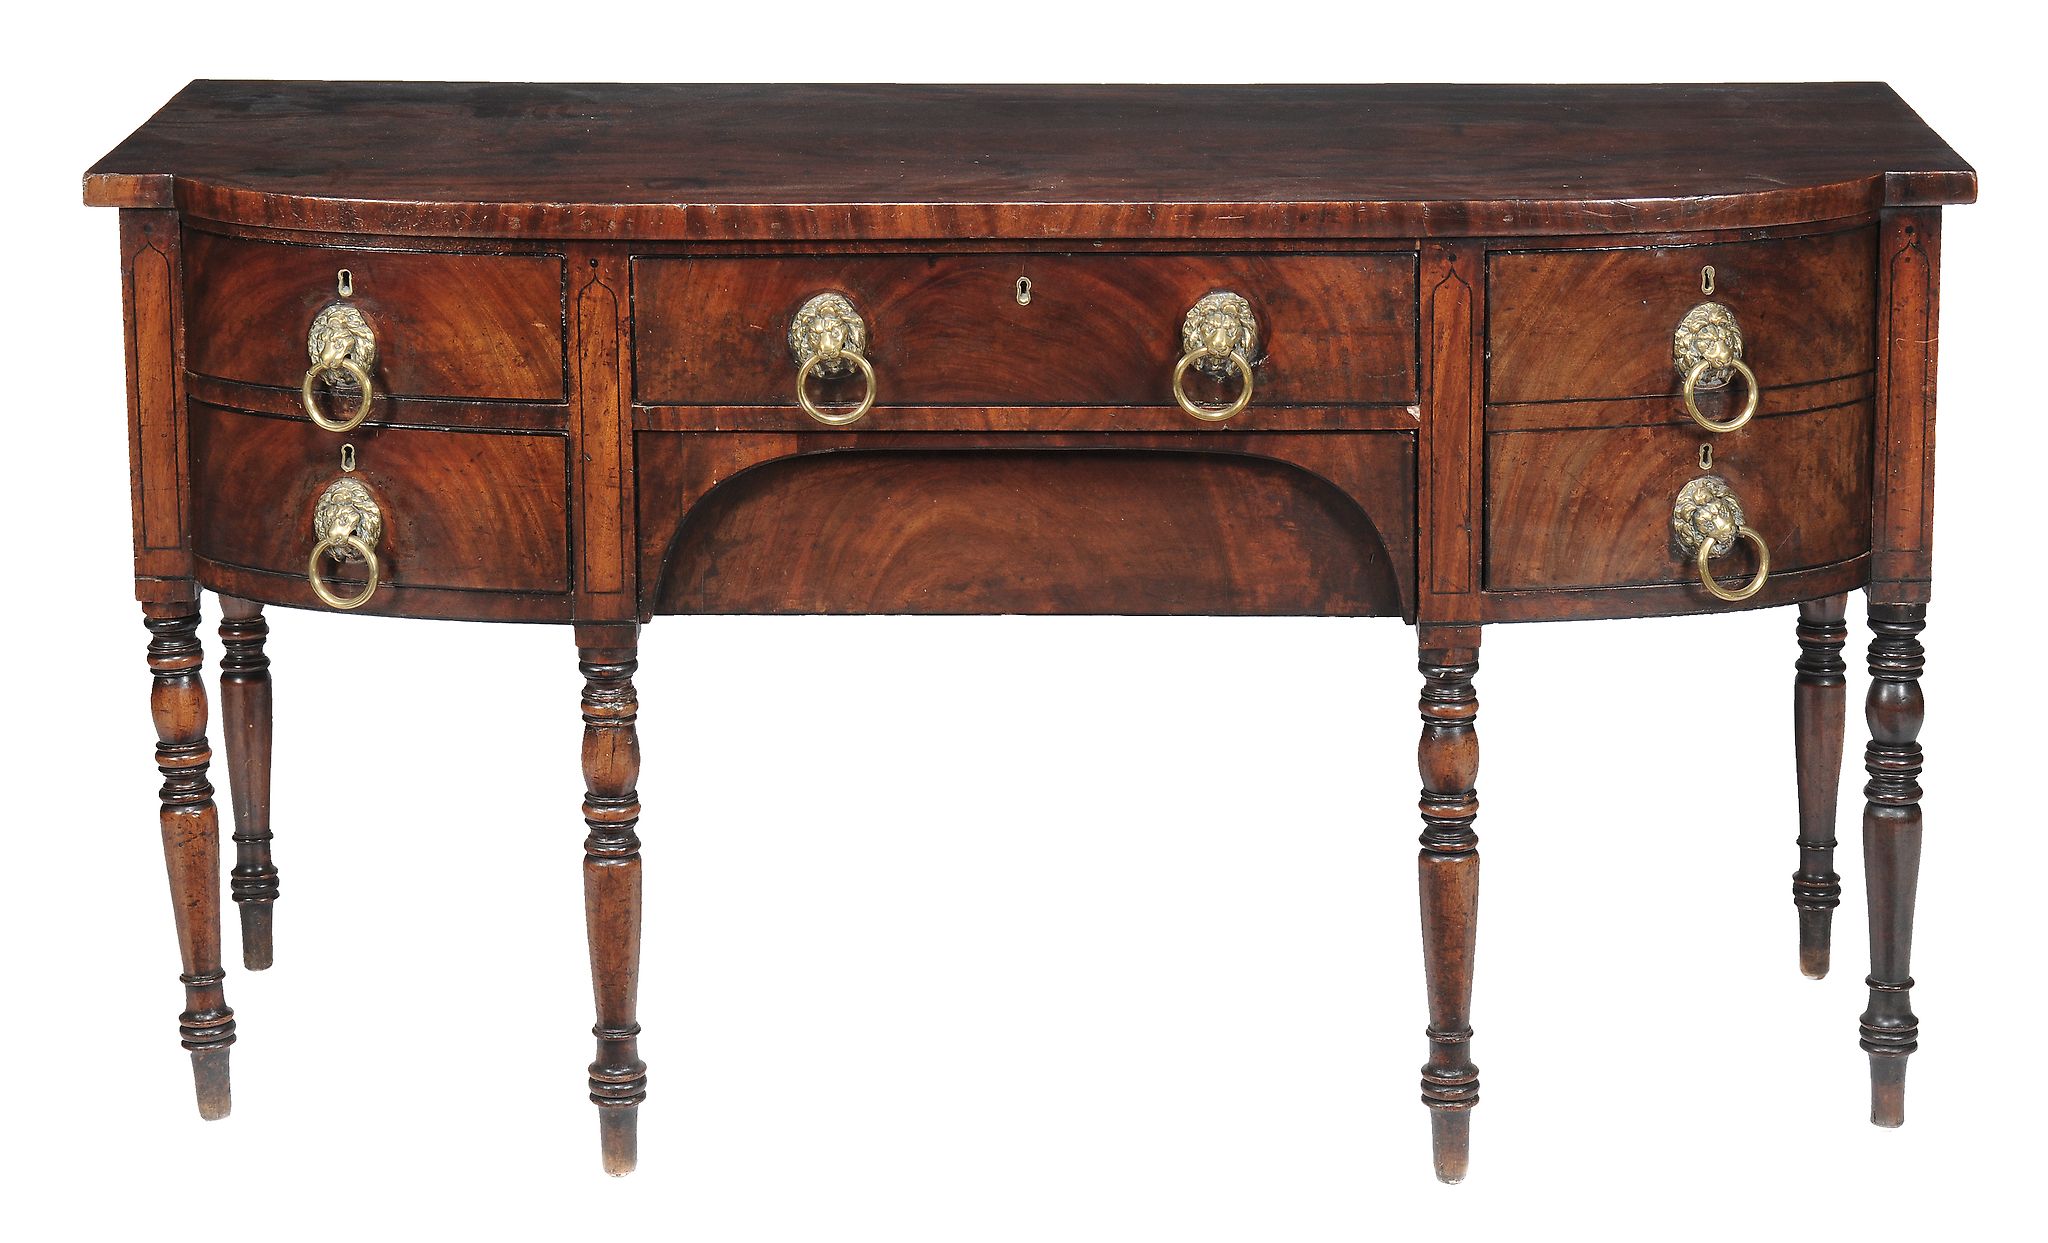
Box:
[188,404,571,597]
[1487,226,1876,406]
[182,230,567,402]
[631,252,1417,423]
[1485,400,1872,592]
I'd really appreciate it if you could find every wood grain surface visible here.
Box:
[641,447,1408,616]
[187,404,571,596]
[633,252,1417,409]
[1485,401,1873,591]
[1487,226,1877,403]
[86,82,1975,239]
[182,228,565,400]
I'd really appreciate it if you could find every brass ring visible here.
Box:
[1172,349,1254,422]
[1681,358,1758,434]
[306,534,380,610]
[300,357,376,433]
[795,352,876,427]
[1697,525,1770,603]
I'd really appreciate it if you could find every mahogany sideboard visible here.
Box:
[85,81,1975,1181]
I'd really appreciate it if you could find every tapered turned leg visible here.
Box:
[146,605,237,1119]
[1792,595,1848,979]
[1861,602,1926,1127]
[1416,627,1480,1183]
[579,624,646,1174]
[217,598,278,971]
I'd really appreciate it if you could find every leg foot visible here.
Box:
[598,1106,639,1176]
[580,624,646,1174]
[1868,1050,1909,1128]
[190,1046,233,1121]
[1429,1109,1471,1184]
[1796,911,1833,981]
[1859,600,1924,1127]
[148,605,236,1118]
[1416,627,1480,1183]
[218,598,278,972]
[1792,595,1848,979]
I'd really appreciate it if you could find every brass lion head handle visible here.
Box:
[307,477,383,610]
[1672,474,1770,603]
[1673,301,1758,434]
[788,292,877,426]
[1173,291,1259,422]
[302,303,379,433]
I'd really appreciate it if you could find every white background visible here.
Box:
[8,3,2041,1238]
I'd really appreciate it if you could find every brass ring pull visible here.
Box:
[306,533,380,610]
[306,477,384,610]
[795,351,877,427]
[300,356,376,433]
[1672,474,1769,604]
[1681,357,1758,434]
[789,292,876,427]
[1174,291,1260,423]
[302,302,379,433]
[1673,301,1757,434]
[1696,525,1770,602]
[1171,348,1254,422]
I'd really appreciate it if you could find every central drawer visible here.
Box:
[632,252,1417,427]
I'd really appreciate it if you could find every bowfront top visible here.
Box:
[85,81,1975,240]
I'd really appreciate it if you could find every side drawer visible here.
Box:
[182,230,567,401]
[1485,400,1872,591]
[188,404,572,598]
[1488,226,1876,405]
[632,252,1418,416]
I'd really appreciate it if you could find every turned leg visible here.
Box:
[218,598,278,971]
[1861,601,1926,1126]
[146,605,237,1119]
[1792,595,1849,979]
[1416,627,1480,1183]
[579,624,646,1174]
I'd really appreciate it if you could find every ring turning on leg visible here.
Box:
[579,624,646,1174]
[147,606,236,1119]
[1416,627,1481,1183]
[218,598,279,971]
[1861,602,1926,1127]
[1792,595,1849,979]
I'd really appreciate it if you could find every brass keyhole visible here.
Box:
[1015,275,1033,306]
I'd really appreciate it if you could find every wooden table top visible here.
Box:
[85,81,1976,240]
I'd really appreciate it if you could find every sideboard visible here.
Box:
[84,81,1975,1180]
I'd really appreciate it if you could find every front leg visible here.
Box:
[146,604,237,1118]
[578,624,646,1174]
[1861,601,1926,1126]
[1416,626,1480,1182]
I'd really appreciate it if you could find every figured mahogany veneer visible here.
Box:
[1487,226,1877,404]
[1487,400,1874,591]
[188,404,572,616]
[633,251,1418,419]
[640,446,1411,615]
[183,229,567,402]
[86,81,1974,1184]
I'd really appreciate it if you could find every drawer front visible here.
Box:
[1485,400,1871,591]
[188,404,571,596]
[1488,227,1876,406]
[632,252,1417,418]
[183,230,566,401]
